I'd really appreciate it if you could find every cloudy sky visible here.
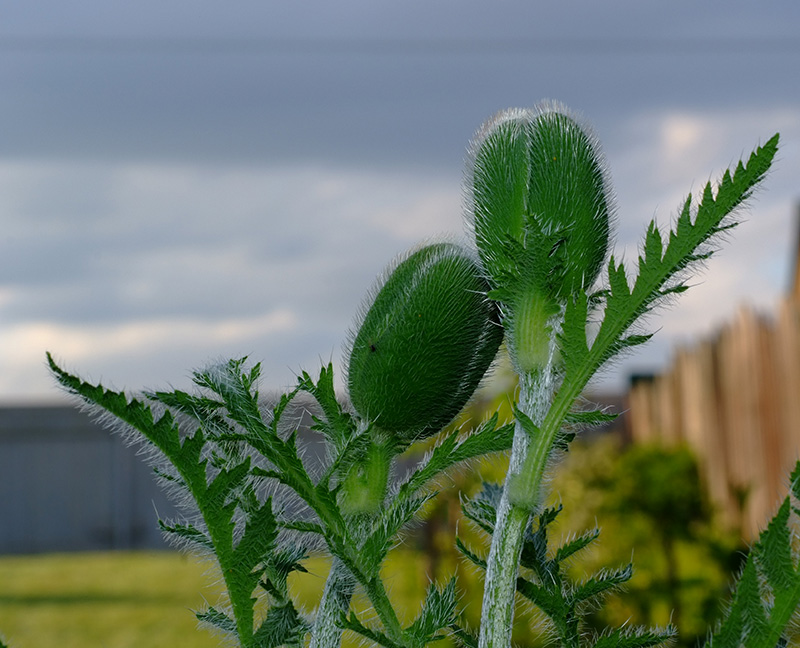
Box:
[1,1,799,403]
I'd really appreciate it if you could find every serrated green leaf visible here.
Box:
[152,466,187,489]
[717,558,769,645]
[553,527,600,563]
[279,519,325,536]
[149,388,225,420]
[560,290,590,376]
[755,498,796,593]
[405,580,457,646]
[47,353,182,456]
[447,417,514,466]
[233,497,279,575]
[657,283,690,297]
[552,430,576,452]
[515,577,565,621]
[553,134,778,406]
[462,484,503,536]
[570,564,632,606]
[519,505,561,574]
[207,457,252,507]
[643,221,663,266]
[158,520,214,551]
[512,404,540,439]
[340,611,404,648]
[178,429,206,475]
[196,607,237,634]
[608,258,630,299]
[707,480,800,648]
[260,544,309,603]
[591,626,675,648]
[298,364,356,452]
[449,623,479,648]
[455,537,486,569]
[617,333,654,351]
[399,415,513,498]
[252,602,309,648]
[320,426,373,491]
[360,493,436,577]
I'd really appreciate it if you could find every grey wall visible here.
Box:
[0,394,624,555]
[0,406,180,554]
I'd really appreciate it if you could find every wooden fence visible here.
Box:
[626,298,800,540]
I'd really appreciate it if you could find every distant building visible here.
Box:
[0,396,322,554]
[0,406,179,553]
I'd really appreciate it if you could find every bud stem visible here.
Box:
[479,344,559,648]
[510,289,559,374]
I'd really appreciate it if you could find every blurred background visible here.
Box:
[2,1,800,646]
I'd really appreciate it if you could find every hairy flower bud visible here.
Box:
[466,102,614,371]
[347,242,502,441]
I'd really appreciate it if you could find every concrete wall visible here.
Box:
[0,406,180,554]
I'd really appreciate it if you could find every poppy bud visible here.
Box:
[467,102,613,371]
[347,242,502,441]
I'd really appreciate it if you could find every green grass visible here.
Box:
[0,551,227,647]
[0,548,432,648]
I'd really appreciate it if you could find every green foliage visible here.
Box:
[458,486,674,648]
[548,438,743,646]
[703,464,800,648]
[47,354,312,648]
[41,102,791,648]
[465,109,778,648]
[347,242,503,441]
[47,352,512,648]
[405,580,458,646]
[603,445,707,540]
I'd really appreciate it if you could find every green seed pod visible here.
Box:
[347,242,502,441]
[466,102,614,371]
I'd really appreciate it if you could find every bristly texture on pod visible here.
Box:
[346,242,503,442]
[466,102,614,372]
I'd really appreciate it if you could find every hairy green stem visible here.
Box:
[310,557,355,648]
[479,364,559,648]
[215,547,256,646]
[478,491,530,648]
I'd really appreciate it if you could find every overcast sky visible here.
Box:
[1,1,799,403]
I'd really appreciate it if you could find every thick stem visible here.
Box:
[310,557,355,648]
[478,490,530,648]
[479,353,559,648]
[310,422,404,648]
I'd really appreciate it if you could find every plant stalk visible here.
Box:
[310,557,355,648]
[479,358,559,648]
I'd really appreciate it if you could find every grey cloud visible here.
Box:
[4,1,798,41]
[2,1,799,401]
[1,17,798,168]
